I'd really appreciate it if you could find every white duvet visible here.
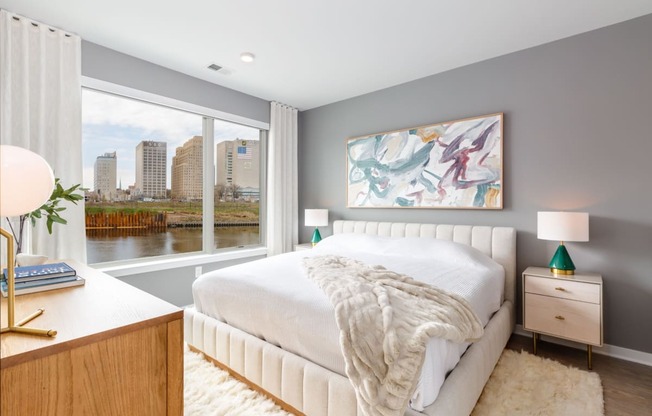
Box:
[192,234,505,410]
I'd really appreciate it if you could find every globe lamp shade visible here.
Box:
[0,145,55,217]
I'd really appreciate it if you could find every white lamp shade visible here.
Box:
[0,145,55,217]
[537,211,589,242]
[305,209,328,227]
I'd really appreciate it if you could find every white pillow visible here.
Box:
[314,232,499,271]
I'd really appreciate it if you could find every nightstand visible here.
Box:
[522,266,603,369]
[294,243,313,251]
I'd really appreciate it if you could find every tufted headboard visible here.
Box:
[332,220,517,306]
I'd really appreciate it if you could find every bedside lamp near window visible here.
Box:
[305,209,328,246]
[0,145,57,337]
[537,211,589,275]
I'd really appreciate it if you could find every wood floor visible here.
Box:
[506,334,652,416]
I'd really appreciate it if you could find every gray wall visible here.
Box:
[82,41,270,307]
[82,41,270,124]
[117,256,266,307]
[299,14,652,353]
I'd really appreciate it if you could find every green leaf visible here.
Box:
[50,216,66,224]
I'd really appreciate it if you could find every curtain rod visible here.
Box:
[10,14,72,38]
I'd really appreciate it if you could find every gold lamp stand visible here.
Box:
[0,227,56,337]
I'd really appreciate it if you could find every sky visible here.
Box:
[82,89,260,190]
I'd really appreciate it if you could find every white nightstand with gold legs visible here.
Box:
[523,267,603,370]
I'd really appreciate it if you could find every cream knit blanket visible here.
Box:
[303,255,484,416]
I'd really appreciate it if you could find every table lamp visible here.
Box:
[305,209,328,246]
[537,211,589,275]
[0,145,57,337]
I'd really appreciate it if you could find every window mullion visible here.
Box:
[259,130,268,247]
[202,117,215,253]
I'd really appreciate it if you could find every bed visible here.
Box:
[185,220,516,416]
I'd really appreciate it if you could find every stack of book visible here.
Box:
[1,262,85,297]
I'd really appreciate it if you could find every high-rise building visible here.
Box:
[135,140,167,198]
[171,136,203,200]
[215,139,260,188]
[94,151,117,201]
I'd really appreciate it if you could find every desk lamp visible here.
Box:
[537,211,589,275]
[305,209,328,246]
[0,145,57,337]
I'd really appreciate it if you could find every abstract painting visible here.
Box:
[347,113,503,209]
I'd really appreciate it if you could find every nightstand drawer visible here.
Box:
[524,293,601,345]
[525,274,600,304]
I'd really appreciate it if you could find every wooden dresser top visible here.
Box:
[1,261,183,368]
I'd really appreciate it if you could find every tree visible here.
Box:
[215,184,226,202]
[230,184,242,201]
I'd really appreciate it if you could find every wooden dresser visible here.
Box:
[0,261,184,415]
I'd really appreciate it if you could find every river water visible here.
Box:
[86,226,260,264]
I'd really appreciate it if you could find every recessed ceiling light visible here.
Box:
[240,52,255,63]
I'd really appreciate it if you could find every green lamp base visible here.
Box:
[549,243,575,275]
[311,228,322,247]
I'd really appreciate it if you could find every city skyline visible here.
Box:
[82,88,261,190]
[88,136,260,200]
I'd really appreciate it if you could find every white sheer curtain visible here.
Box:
[266,101,298,256]
[0,10,86,263]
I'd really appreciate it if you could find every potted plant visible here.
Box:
[4,178,84,263]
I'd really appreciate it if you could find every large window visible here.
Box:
[82,87,264,264]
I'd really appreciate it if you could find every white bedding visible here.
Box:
[192,234,505,410]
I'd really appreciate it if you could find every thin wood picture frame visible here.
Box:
[346,112,503,209]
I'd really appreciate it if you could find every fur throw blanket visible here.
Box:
[303,255,484,416]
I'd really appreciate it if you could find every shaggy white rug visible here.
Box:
[184,347,604,416]
[184,347,292,416]
[472,349,604,416]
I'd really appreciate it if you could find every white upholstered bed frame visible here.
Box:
[185,220,516,416]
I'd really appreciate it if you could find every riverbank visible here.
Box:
[86,200,259,225]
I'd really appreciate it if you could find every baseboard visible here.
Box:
[514,325,652,367]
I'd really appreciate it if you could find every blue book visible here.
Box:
[2,262,76,282]
[1,275,85,297]
[2,274,79,289]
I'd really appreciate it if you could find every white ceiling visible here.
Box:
[1,1,652,110]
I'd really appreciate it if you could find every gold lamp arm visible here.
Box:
[1,227,16,327]
[0,226,56,337]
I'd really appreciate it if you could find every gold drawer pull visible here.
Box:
[554,287,567,292]
[555,315,565,320]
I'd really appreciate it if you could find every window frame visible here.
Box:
[82,77,269,273]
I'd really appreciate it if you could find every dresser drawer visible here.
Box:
[525,274,600,304]
[524,293,601,345]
